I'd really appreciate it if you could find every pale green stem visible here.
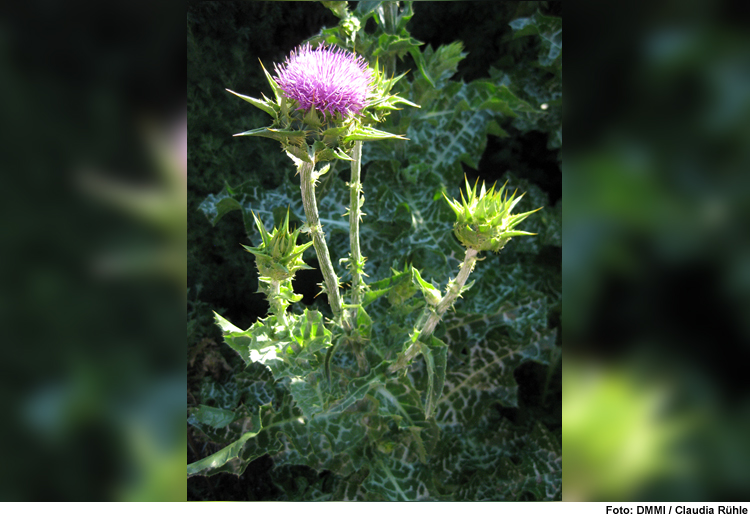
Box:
[383,2,399,76]
[268,279,288,327]
[384,1,398,34]
[389,247,479,372]
[348,140,364,326]
[348,141,367,374]
[299,160,345,326]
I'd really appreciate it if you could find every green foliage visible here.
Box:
[189,1,561,501]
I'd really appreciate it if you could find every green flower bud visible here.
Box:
[444,177,541,253]
[242,210,313,282]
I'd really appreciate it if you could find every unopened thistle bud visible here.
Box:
[243,210,313,282]
[444,178,541,253]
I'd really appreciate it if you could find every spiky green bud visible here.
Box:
[444,177,541,253]
[243,210,313,282]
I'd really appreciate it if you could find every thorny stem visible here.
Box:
[348,140,367,373]
[389,247,479,372]
[383,2,399,77]
[299,160,345,326]
[267,279,288,328]
[348,141,364,322]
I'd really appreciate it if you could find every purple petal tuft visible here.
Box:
[273,43,373,117]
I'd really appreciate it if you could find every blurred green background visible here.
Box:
[0,1,185,500]
[565,1,750,501]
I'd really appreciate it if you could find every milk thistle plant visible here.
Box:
[190,1,562,501]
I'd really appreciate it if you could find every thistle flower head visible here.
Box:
[273,43,374,117]
[242,210,313,282]
[227,42,416,164]
[444,178,542,253]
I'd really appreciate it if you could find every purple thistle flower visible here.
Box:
[273,43,374,117]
